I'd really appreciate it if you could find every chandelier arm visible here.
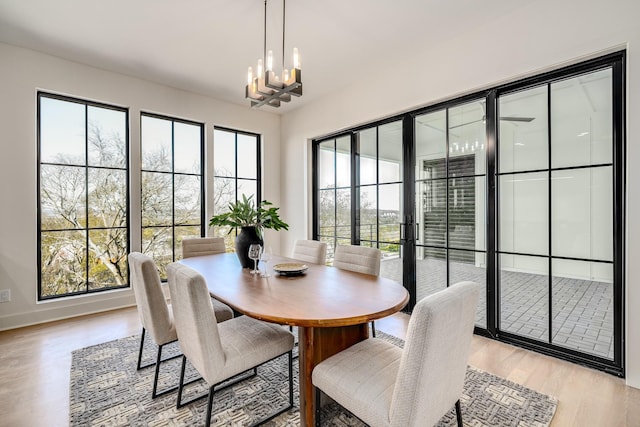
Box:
[263,0,267,62]
[282,0,286,73]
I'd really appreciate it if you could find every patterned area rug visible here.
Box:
[70,330,557,426]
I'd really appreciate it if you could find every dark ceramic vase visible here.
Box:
[235,226,263,268]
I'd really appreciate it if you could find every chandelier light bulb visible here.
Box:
[257,59,263,77]
[266,50,273,71]
[283,68,290,82]
[247,66,253,85]
[293,47,300,69]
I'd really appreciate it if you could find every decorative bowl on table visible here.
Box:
[273,262,309,276]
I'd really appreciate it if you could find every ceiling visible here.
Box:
[0,0,535,114]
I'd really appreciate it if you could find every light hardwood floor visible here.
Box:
[0,308,638,427]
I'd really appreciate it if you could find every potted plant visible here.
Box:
[209,194,289,268]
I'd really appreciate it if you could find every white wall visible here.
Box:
[0,42,281,330]
[280,0,640,387]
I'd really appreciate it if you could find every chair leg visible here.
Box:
[455,399,463,427]
[371,320,376,337]
[136,327,146,370]
[315,387,322,427]
[151,343,165,398]
[176,355,187,409]
[288,351,294,407]
[205,385,215,427]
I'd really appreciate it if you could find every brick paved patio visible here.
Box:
[379,257,614,359]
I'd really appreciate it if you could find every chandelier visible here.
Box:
[245,0,302,108]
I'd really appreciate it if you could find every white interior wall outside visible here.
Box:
[279,0,640,388]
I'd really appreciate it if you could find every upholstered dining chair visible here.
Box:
[181,237,235,323]
[333,244,382,336]
[167,262,295,427]
[128,252,181,398]
[312,281,481,427]
[181,236,226,258]
[292,239,328,265]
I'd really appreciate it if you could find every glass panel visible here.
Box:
[87,106,127,168]
[449,176,485,251]
[552,259,613,359]
[552,167,612,261]
[141,115,172,172]
[499,172,548,255]
[415,246,447,302]
[142,226,173,280]
[88,228,128,289]
[359,128,376,186]
[318,189,335,236]
[174,226,202,260]
[238,179,257,201]
[416,110,446,179]
[450,249,487,328]
[213,177,235,214]
[360,186,377,242]
[141,172,172,227]
[237,133,258,179]
[499,86,548,173]
[551,68,612,168]
[87,168,127,228]
[40,230,87,296]
[40,164,87,230]
[379,121,402,183]
[500,254,548,341]
[449,100,486,175]
[213,129,235,177]
[175,175,201,225]
[378,183,401,244]
[422,179,446,247]
[318,140,335,189]
[336,136,351,188]
[174,122,201,174]
[40,97,86,165]
[335,188,351,239]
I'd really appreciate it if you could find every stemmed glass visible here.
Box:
[260,246,272,277]
[248,244,262,275]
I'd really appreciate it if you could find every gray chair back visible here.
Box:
[389,281,481,426]
[292,239,327,265]
[167,262,225,385]
[128,252,176,345]
[333,244,381,276]
[182,237,226,258]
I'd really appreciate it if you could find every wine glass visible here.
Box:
[260,246,273,277]
[248,244,262,275]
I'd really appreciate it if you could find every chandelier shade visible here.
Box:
[245,0,302,108]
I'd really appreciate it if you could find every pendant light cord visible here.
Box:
[263,0,267,63]
[282,0,286,72]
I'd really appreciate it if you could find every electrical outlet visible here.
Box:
[0,289,10,303]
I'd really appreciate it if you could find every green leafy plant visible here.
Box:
[209,194,289,238]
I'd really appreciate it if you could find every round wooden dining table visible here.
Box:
[179,252,409,427]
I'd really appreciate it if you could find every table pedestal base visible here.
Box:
[298,324,369,427]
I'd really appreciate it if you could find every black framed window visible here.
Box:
[38,92,129,299]
[212,127,261,250]
[140,113,204,278]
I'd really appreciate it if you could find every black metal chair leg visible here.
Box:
[176,355,187,409]
[136,327,146,370]
[371,320,376,337]
[288,351,294,406]
[315,387,322,427]
[205,385,215,427]
[455,399,463,427]
[151,343,165,398]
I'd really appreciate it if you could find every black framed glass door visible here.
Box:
[313,51,625,375]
